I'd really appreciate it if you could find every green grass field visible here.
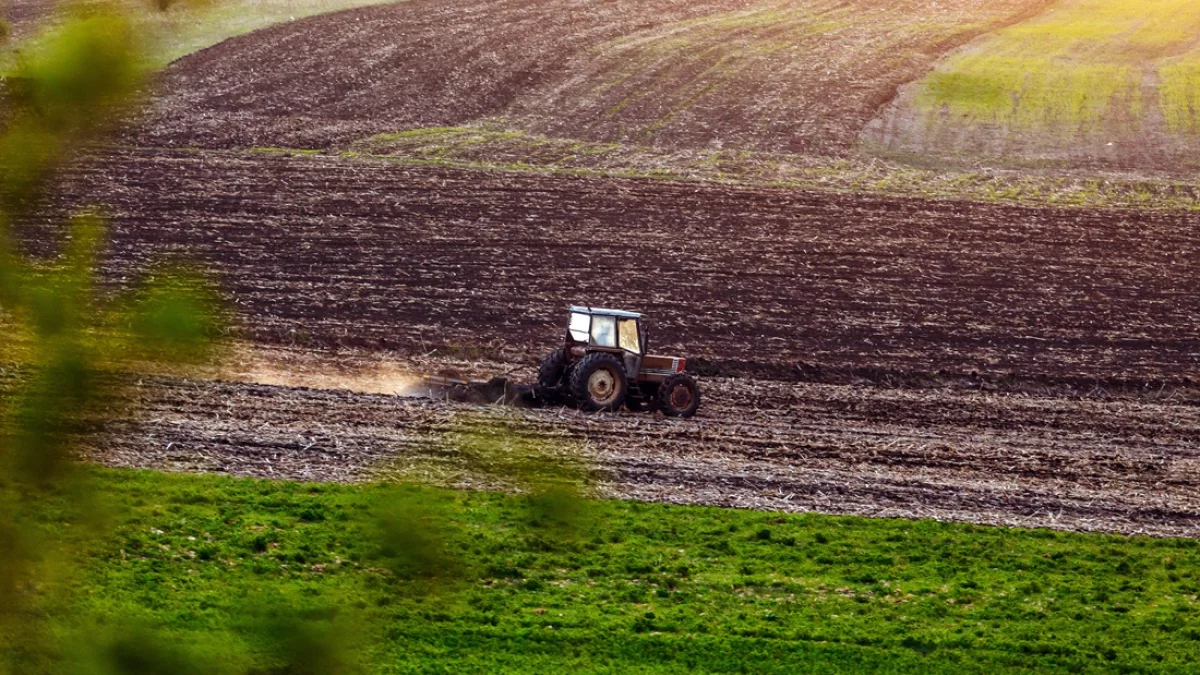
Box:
[10,468,1200,674]
[910,0,1200,133]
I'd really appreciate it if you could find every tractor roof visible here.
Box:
[570,305,642,319]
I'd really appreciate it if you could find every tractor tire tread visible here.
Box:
[570,352,628,412]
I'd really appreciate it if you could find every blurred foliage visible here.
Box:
[375,486,466,582]
[72,626,220,675]
[451,417,593,538]
[372,416,594,587]
[0,15,142,214]
[0,6,595,675]
[0,5,226,674]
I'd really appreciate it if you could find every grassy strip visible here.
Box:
[14,467,1200,673]
[335,125,1200,210]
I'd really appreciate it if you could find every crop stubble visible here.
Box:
[95,368,1200,538]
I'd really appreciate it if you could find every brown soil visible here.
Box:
[94,367,1200,538]
[27,148,1200,388]
[135,0,744,149]
[3,0,53,36]
[511,0,1055,155]
[12,0,1200,540]
[135,0,1050,154]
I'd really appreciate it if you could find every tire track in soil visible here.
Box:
[92,373,1200,538]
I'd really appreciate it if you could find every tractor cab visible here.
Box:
[568,306,643,351]
[537,306,700,417]
[567,306,646,377]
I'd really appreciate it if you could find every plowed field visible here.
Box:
[7,0,1198,596]
[41,148,1200,385]
[136,0,741,148]
[95,365,1200,538]
[20,146,1199,537]
[137,0,1052,154]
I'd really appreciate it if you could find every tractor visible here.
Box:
[536,306,701,417]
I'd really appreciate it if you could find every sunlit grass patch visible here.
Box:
[919,58,1136,129]
[1159,60,1200,135]
[911,0,1200,133]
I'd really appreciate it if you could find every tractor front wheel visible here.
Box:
[570,353,628,412]
[657,373,700,418]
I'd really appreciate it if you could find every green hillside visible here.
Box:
[867,0,1200,169]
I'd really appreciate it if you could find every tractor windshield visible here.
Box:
[591,315,617,348]
[569,311,591,342]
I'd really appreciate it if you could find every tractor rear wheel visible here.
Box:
[537,348,568,401]
[538,349,567,388]
[570,353,628,412]
[657,373,700,418]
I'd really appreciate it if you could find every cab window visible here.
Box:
[619,318,641,354]
[591,315,617,348]
[569,312,591,342]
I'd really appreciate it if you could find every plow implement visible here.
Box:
[413,375,543,407]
